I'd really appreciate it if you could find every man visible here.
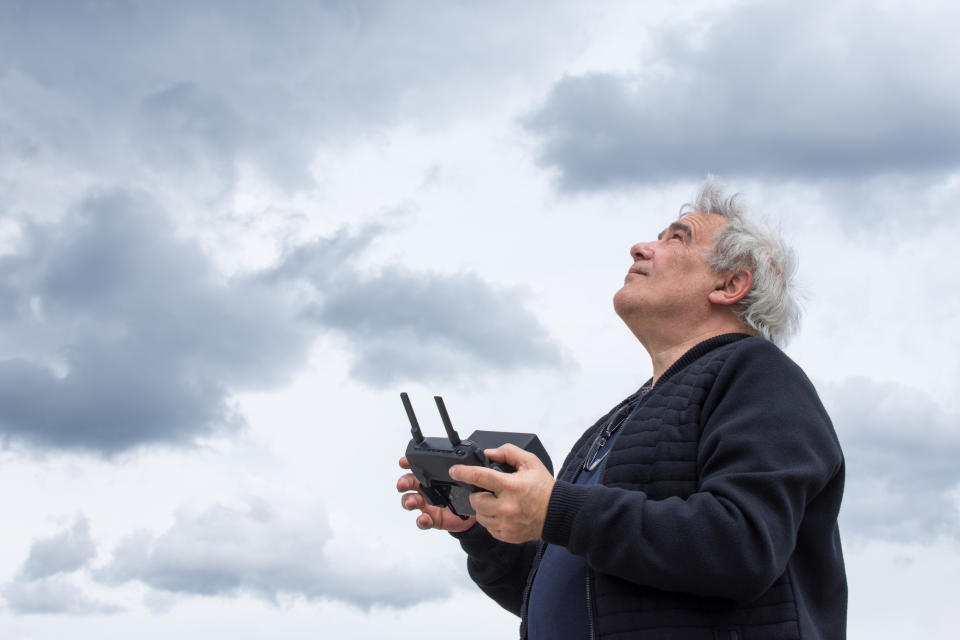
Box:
[397,179,846,639]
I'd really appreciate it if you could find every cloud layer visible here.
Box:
[523,2,960,190]
[0,0,577,198]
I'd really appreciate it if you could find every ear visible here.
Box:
[708,269,753,306]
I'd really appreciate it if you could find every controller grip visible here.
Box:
[446,486,474,518]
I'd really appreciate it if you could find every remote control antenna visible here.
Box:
[401,392,425,444]
[434,395,461,446]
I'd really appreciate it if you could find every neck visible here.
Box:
[640,320,753,385]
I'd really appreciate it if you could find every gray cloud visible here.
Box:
[3,517,120,615]
[135,83,247,194]
[0,191,563,454]
[523,1,960,190]
[18,517,96,581]
[824,377,960,541]
[261,226,566,384]
[95,500,454,610]
[315,270,565,384]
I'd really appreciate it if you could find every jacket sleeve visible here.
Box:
[540,339,844,603]
[450,524,539,616]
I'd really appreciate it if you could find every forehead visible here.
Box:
[672,212,728,245]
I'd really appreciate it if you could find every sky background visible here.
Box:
[1,0,958,637]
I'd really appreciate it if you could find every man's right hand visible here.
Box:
[397,456,476,533]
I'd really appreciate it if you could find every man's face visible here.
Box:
[613,212,729,331]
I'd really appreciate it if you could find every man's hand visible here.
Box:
[450,444,555,544]
[397,456,476,533]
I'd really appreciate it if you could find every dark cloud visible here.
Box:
[0,191,311,454]
[95,500,454,609]
[0,191,563,454]
[523,2,960,190]
[824,378,960,541]
[18,517,96,581]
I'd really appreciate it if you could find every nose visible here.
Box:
[631,242,653,261]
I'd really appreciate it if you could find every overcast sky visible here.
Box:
[2,1,958,638]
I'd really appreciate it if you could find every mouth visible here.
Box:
[622,263,648,284]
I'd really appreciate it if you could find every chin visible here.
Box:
[612,286,632,319]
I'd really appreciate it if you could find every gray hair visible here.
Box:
[680,176,801,346]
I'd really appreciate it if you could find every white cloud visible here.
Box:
[95,498,455,610]
[3,577,120,616]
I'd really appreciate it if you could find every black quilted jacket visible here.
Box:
[455,334,847,639]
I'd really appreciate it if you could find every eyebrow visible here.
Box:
[657,221,693,241]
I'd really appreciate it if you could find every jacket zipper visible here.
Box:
[519,542,545,639]
[586,570,597,640]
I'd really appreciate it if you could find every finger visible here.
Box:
[396,472,420,493]
[450,464,507,493]
[416,513,434,530]
[399,456,411,470]
[469,491,499,518]
[485,443,536,470]
[401,492,424,511]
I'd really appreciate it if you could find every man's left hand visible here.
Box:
[449,443,555,544]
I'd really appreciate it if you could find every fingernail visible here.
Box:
[448,466,458,480]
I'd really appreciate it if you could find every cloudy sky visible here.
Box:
[1,0,958,637]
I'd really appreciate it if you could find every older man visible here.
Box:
[398,179,846,640]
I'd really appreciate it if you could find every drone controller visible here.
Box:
[401,392,553,519]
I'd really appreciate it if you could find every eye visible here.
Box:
[670,233,683,241]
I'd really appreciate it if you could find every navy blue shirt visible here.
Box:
[527,389,648,640]
[527,428,623,639]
